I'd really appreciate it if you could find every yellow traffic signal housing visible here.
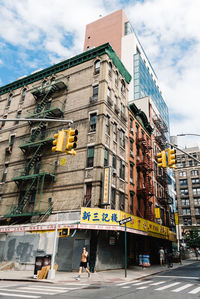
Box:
[157,150,167,168]
[167,148,176,168]
[52,130,65,152]
[65,128,78,154]
[59,228,70,237]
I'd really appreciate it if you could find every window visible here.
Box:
[108,62,112,77]
[92,85,98,100]
[85,183,92,207]
[121,102,125,114]
[119,192,125,211]
[180,189,188,195]
[130,139,133,156]
[183,218,192,225]
[42,80,47,87]
[105,115,110,135]
[9,135,15,147]
[15,110,22,124]
[7,94,13,108]
[191,170,199,176]
[182,208,191,215]
[119,129,125,148]
[193,188,200,195]
[112,154,116,169]
[189,160,193,166]
[121,80,125,95]
[89,113,97,132]
[180,179,187,186]
[113,122,117,142]
[136,125,139,138]
[130,118,133,131]
[120,159,125,180]
[130,163,133,184]
[87,146,94,168]
[104,148,108,166]
[179,171,186,177]
[94,60,100,74]
[194,198,200,205]
[195,208,200,215]
[1,115,7,129]
[111,188,116,209]
[115,71,118,86]
[130,192,134,214]
[1,164,8,182]
[181,199,189,206]
[192,178,200,184]
[107,87,111,101]
[21,88,26,104]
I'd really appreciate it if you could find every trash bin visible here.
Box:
[142,254,150,267]
[34,255,52,278]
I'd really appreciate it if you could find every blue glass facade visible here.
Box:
[134,53,169,128]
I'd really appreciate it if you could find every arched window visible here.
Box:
[94,60,100,74]
[21,88,26,103]
[7,94,13,108]
[42,80,47,87]
[121,80,125,95]
[108,62,112,77]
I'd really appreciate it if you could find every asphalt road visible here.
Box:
[1,262,200,299]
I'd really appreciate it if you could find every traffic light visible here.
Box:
[59,228,70,238]
[157,150,167,168]
[167,148,176,168]
[52,130,65,152]
[65,128,78,155]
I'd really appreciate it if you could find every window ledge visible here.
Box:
[88,131,96,135]
[85,167,94,170]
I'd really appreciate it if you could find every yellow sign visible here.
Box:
[102,167,111,205]
[81,208,170,239]
[60,158,66,165]
[174,212,179,225]
[155,208,160,219]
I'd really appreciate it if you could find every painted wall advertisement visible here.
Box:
[81,207,172,239]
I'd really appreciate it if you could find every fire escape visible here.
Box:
[136,137,154,219]
[4,80,67,221]
[153,116,168,150]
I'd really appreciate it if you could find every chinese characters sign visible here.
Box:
[101,167,111,205]
[81,208,169,238]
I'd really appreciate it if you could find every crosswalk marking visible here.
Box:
[132,280,153,286]
[19,287,69,293]
[117,280,138,286]
[189,286,200,294]
[0,292,40,298]
[150,281,166,286]
[137,286,148,289]
[155,282,181,290]
[172,283,193,292]
[0,288,57,295]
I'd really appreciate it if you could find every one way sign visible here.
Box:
[119,217,132,225]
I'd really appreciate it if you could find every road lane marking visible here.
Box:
[189,286,200,294]
[172,283,193,292]
[150,281,166,286]
[0,292,40,298]
[155,282,181,290]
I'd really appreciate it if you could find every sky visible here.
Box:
[0,0,200,149]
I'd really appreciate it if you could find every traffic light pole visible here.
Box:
[166,141,200,165]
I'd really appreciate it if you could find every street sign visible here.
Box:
[119,217,132,225]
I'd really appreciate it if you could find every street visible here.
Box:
[0,262,200,298]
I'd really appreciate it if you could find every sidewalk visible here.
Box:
[0,259,197,284]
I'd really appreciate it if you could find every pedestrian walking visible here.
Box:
[76,247,90,280]
[159,247,165,266]
[195,248,199,260]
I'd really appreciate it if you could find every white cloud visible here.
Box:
[0,0,199,148]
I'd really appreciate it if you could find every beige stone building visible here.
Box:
[174,146,200,231]
[0,43,131,225]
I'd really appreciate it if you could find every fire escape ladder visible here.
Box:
[24,144,42,175]
[11,177,37,215]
